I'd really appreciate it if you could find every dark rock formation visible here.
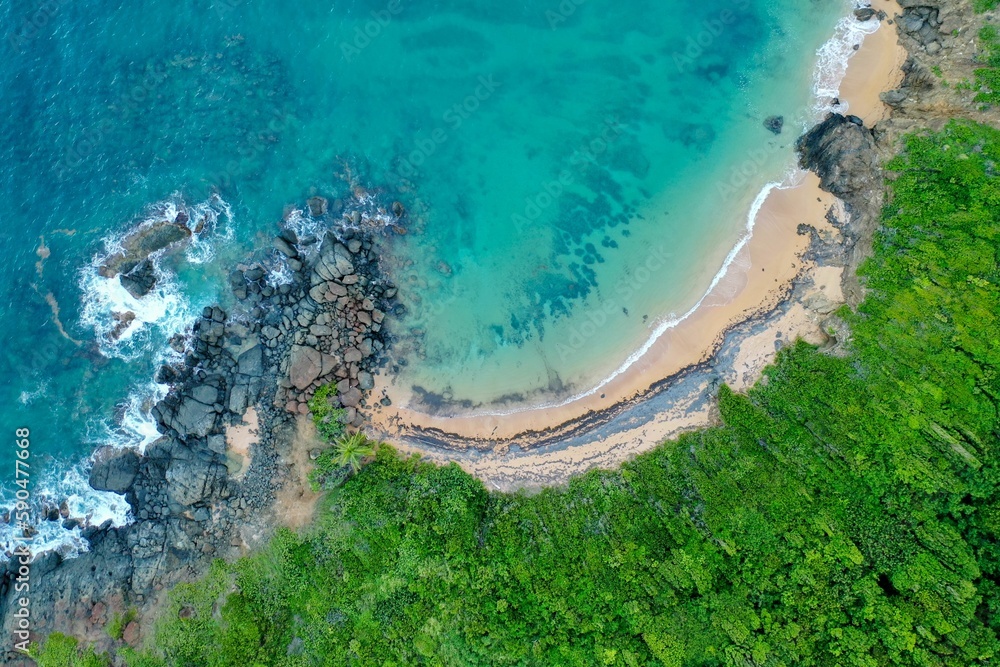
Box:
[119,259,157,299]
[854,6,876,21]
[307,196,328,217]
[796,112,884,306]
[98,221,191,278]
[796,113,879,206]
[880,56,937,109]
[1,195,397,655]
[107,311,136,341]
[764,115,784,135]
[897,1,943,55]
[89,448,140,494]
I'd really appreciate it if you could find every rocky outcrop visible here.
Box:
[98,220,191,278]
[854,6,877,21]
[119,258,157,299]
[897,1,945,55]
[1,196,397,656]
[796,113,880,206]
[222,221,396,424]
[89,448,140,494]
[796,112,884,305]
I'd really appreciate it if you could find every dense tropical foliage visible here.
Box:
[36,119,1000,665]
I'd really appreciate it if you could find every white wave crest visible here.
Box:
[812,9,881,113]
[0,460,131,562]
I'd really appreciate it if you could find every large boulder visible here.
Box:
[795,113,879,206]
[339,387,362,408]
[119,258,157,299]
[171,399,217,438]
[313,233,355,282]
[307,196,328,217]
[99,221,191,277]
[237,345,264,377]
[273,236,298,259]
[165,447,227,507]
[89,447,140,494]
[289,345,322,391]
[154,379,222,439]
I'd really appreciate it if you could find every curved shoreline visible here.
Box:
[369,0,907,466]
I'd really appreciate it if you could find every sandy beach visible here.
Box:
[367,3,908,488]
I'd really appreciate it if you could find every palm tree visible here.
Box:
[334,431,375,473]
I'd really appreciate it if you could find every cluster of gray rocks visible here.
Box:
[895,1,947,55]
[0,197,398,659]
[255,209,398,425]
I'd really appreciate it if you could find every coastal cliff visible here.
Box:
[2,0,997,659]
[798,0,1000,304]
[1,200,399,658]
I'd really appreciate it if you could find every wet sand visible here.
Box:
[840,0,908,123]
[367,8,906,489]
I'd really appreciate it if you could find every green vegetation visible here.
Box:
[308,431,377,490]
[974,24,1000,105]
[307,383,368,490]
[330,431,376,473]
[974,0,1000,12]
[53,120,989,666]
[31,634,108,667]
[107,608,138,641]
[307,383,348,442]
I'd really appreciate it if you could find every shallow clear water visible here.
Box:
[0,0,856,553]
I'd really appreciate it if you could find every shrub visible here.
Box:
[307,383,347,443]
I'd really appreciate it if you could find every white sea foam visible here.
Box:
[79,197,229,449]
[812,9,881,113]
[2,195,231,561]
[18,382,49,406]
[275,193,395,282]
[87,378,171,453]
[185,196,235,265]
[282,207,324,244]
[0,459,131,561]
[79,259,193,361]
[78,194,233,359]
[470,4,882,418]
[266,260,295,287]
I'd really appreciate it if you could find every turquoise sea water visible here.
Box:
[0,0,863,553]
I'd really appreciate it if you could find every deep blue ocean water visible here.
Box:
[0,0,869,555]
